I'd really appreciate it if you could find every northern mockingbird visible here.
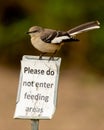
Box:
[27,21,100,60]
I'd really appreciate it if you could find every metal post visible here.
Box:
[31,119,39,130]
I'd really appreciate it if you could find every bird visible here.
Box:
[27,21,100,60]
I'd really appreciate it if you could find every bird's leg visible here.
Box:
[49,50,57,61]
[39,52,46,60]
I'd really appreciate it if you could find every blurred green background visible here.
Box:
[0,0,104,130]
[0,0,103,73]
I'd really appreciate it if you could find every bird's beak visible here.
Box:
[26,31,30,34]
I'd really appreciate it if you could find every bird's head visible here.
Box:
[26,26,43,37]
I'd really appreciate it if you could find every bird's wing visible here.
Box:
[41,29,57,43]
[41,29,79,43]
[51,31,79,43]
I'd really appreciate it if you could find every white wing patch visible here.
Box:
[51,36,70,43]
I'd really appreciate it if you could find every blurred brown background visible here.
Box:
[0,0,104,130]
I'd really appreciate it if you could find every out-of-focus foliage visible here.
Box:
[0,0,104,73]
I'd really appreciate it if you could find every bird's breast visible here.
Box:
[31,37,63,53]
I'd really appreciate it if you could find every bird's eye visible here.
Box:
[31,30,38,33]
[26,29,39,34]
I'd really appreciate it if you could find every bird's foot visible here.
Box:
[48,50,57,61]
[48,56,54,61]
[39,53,46,60]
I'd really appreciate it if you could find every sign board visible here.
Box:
[14,55,61,119]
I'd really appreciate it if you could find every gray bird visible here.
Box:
[27,21,100,60]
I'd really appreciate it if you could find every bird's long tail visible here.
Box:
[67,21,100,36]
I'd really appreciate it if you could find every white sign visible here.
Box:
[14,55,61,119]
